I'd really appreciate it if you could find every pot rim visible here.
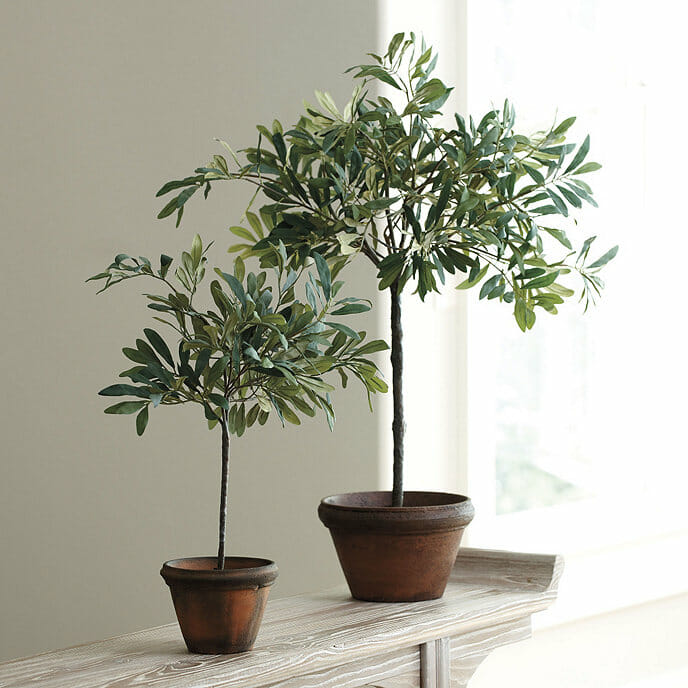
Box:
[320,490,472,512]
[160,556,278,589]
[318,491,475,533]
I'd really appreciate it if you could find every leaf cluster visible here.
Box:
[88,236,387,436]
[156,32,617,332]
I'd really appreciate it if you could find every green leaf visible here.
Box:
[553,116,576,135]
[587,245,618,269]
[246,211,265,238]
[143,328,174,366]
[136,405,149,436]
[204,402,218,421]
[456,264,488,290]
[514,298,535,332]
[313,253,331,302]
[190,234,202,268]
[246,404,261,427]
[159,254,173,278]
[104,401,147,415]
[122,347,149,365]
[229,225,255,242]
[573,162,602,175]
[272,131,287,162]
[324,321,360,340]
[556,184,582,209]
[549,283,575,298]
[524,271,560,290]
[352,65,402,90]
[99,384,148,398]
[194,349,212,376]
[331,303,370,316]
[578,235,597,263]
[523,164,545,185]
[546,189,568,216]
[542,227,573,250]
[292,396,316,417]
[281,403,301,425]
[565,134,590,173]
[156,175,204,198]
[565,181,598,207]
[532,205,560,216]
[479,274,502,300]
[514,298,527,332]
[157,197,178,219]
[366,197,399,210]
[352,339,389,355]
[415,78,449,104]
[206,355,231,386]
[217,270,247,307]
[435,180,452,218]
[208,393,229,410]
[234,255,246,282]
[387,32,405,60]
[244,345,261,362]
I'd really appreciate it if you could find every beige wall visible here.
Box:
[0,0,381,661]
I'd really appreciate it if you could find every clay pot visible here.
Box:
[318,491,474,602]
[160,556,278,654]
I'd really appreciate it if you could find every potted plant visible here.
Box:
[88,235,387,651]
[155,33,617,602]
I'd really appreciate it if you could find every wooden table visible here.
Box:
[0,548,563,688]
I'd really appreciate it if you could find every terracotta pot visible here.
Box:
[318,491,474,602]
[160,556,278,654]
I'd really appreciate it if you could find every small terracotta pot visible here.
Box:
[160,556,278,654]
[318,491,474,602]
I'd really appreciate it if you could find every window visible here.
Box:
[380,0,688,621]
[463,0,688,619]
[465,0,688,544]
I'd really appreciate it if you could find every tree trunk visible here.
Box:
[390,283,405,507]
[216,413,230,570]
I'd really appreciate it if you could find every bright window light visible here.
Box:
[465,0,688,551]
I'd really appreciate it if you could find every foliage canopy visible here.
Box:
[89,235,387,437]
[157,32,616,332]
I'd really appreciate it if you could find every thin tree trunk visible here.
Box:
[216,413,230,570]
[390,282,405,507]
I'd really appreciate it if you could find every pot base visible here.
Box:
[318,491,474,602]
[160,556,278,654]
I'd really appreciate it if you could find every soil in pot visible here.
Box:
[318,491,474,602]
[160,556,278,654]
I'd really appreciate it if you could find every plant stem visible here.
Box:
[216,413,230,570]
[390,282,404,507]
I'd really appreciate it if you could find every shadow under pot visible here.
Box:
[318,491,474,602]
[160,556,278,654]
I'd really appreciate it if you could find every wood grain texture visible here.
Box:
[261,646,420,688]
[0,548,562,688]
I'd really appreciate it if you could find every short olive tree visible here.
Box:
[89,235,387,568]
[156,33,616,507]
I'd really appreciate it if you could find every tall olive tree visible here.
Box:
[156,33,616,507]
[89,236,387,567]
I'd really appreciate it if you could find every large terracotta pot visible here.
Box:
[160,556,278,654]
[318,491,474,602]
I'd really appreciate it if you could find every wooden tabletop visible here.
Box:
[0,548,563,688]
